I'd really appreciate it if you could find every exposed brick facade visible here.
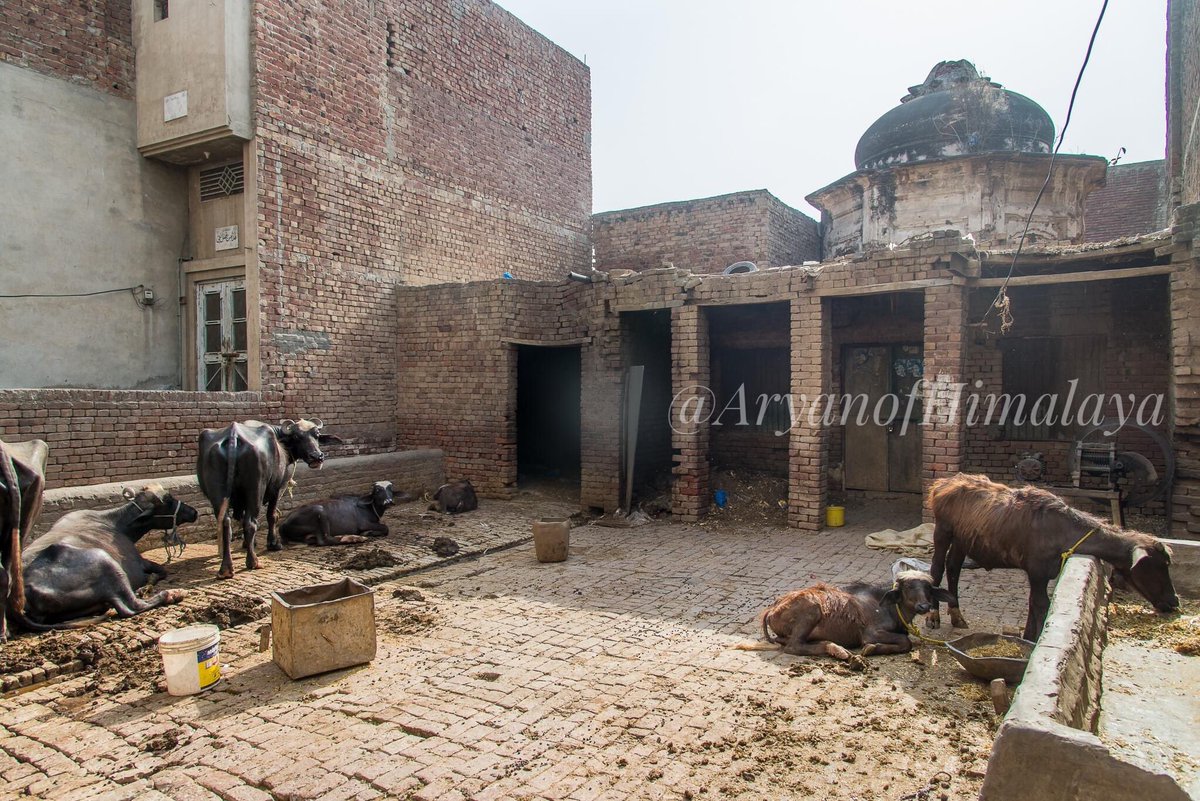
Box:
[1168,0,1200,208]
[592,190,819,275]
[253,0,592,456]
[1084,161,1168,242]
[0,389,282,489]
[0,0,132,98]
[1169,205,1200,535]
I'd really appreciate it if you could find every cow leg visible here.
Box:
[242,513,260,570]
[312,509,340,547]
[265,499,283,552]
[141,558,168,578]
[945,546,970,629]
[1024,575,1053,641]
[0,569,9,642]
[780,607,851,660]
[860,629,913,656]
[926,521,953,629]
[105,567,187,618]
[218,510,235,579]
[363,522,389,538]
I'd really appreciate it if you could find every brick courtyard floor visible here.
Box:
[0,490,1032,801]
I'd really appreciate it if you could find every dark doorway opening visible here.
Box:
[707,303,792,478]
[517,345,581,483]
[621,310,673,506]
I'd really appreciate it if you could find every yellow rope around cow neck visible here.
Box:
[896,604,952,647]
[1059,528,1097,574]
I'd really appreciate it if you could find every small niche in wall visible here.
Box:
[154,0,168,21]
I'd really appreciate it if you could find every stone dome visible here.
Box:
[854,60,1055,171]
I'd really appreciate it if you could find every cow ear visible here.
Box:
[122,487,135,500]
[317,433,343,445]
[880,589,901,608]
[933,587,957,605]
[1130,546,1151,570]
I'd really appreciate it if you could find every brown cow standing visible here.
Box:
[0,439,48,641]
[750,571,954,660]
[927,473,1179,640]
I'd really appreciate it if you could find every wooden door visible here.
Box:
[843,344,924,493]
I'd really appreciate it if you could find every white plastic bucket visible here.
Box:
[158,624,222,696]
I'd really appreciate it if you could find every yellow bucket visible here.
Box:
[826,506,845,527]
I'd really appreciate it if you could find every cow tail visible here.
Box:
[214,429,238,529]
[0,445,24,615]
[761,610,784,645]
[8,607,107,632]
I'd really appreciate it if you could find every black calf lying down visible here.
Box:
[279,481,402,546]
[429,480,477,514]
[16,485,197,630]
[743,571,954,660]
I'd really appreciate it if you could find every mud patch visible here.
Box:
[179,595,269,629]
[0,630,101,676]
[340,547,400,571]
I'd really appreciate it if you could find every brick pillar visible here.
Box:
[671,305,710,521]
[788,295,828,530]
[1169,203,1200,538]
[580,308,623,513]
[922,283,969,516]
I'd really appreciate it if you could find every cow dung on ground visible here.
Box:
[178,595,270,629]
[339,546,400,571]
[432,536,460,557]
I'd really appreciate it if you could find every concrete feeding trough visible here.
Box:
[261,577,376,680]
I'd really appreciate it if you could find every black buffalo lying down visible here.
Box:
[280,481,408,546]
[15,484,198,630]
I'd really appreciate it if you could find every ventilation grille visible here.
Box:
[199,163,244,201]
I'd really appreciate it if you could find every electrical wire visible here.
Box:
[0,286,140,299]
[982,0,1110,331]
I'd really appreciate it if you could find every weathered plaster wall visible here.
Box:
[809,155,1107,258]
[0,62,188,390]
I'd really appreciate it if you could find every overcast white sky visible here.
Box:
[497,0,1168,219]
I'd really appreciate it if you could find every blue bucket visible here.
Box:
[714,490,728,508]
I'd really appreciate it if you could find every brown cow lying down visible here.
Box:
[14,485,198,630]
[747,571,954,660]
[280,481,411,546]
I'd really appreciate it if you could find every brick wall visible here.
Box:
[1170,204,1200,537]
[33,449,444,548]
[593,190,819,275]
[253,0,592,458]
[394,280,592,498]
[0,0,132,98]
[1168,0,1200,208]
[1084,161,1168,242]
[0,389,282,489]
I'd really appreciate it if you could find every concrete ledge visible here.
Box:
[981,555,1194,801]
[1162,538,1200,599]
[32,449,445,550]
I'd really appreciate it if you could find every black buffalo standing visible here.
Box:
[280,481,400,546]
[197,419,339,578]
[0,439,48,640]
[17,484,197,629]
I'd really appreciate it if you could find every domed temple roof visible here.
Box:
[854,60,1055,171]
